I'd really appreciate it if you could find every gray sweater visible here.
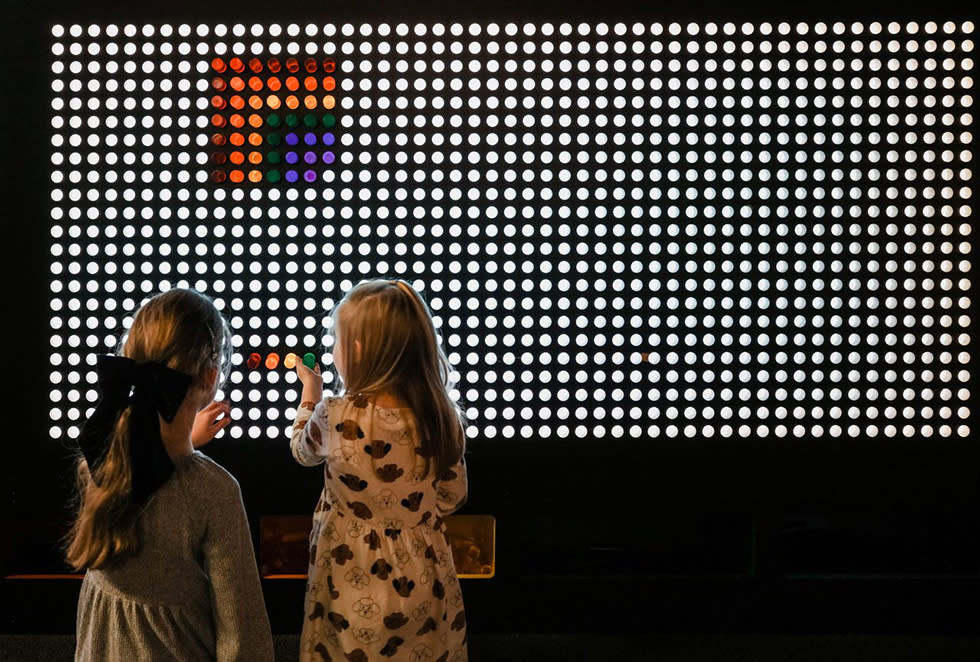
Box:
[74,450,274,662]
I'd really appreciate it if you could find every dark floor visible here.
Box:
[2,634,980,662]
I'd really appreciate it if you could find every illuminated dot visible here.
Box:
[246,352,261,369]
[265,353,280,369]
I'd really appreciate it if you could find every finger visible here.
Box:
[202,400,226,414]
[212,416,233,432]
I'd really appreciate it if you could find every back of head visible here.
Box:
[65,287,231,570]
[124,288,231,384]
[332,279,465,476]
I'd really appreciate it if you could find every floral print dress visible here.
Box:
[291,394,468,662]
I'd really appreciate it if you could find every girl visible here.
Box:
[67,288,274,662]
[291,279,469,662]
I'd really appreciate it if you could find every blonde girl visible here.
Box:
[291,278,468,662]
[68,288,274,662]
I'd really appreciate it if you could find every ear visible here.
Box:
[202,364,219,392]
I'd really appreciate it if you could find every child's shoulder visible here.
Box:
[325,393,414,430]
[175,451,242,495]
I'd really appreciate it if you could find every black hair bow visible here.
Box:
[76,355,193,504]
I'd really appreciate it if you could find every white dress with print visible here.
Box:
[291,394,468,662]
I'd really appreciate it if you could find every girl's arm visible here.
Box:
[435,455,468,515]
[290,361,326,466]
[290,399,327,466]
[203,474,275,662]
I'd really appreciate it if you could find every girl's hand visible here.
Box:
[296,361,324,404]
[192,400,232,448]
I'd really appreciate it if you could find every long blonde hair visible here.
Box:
[331,279,465,477]
[65,288,231,571]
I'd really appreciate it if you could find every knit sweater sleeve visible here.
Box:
[202,470,275,662]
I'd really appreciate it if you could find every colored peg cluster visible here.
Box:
[247,351,318,371]
[209,56,338,185]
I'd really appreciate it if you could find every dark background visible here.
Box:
[2,0,978,651]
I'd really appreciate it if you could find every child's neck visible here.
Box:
[159,394,198,458]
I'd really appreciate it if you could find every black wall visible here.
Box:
[2,0,978,637]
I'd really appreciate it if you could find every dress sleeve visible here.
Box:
[203,475,275,662]
[435,455,468,515]
[290,399,327,467]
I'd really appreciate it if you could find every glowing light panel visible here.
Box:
[48,21,975,443]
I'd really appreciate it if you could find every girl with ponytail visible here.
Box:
[67,288,274,662]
